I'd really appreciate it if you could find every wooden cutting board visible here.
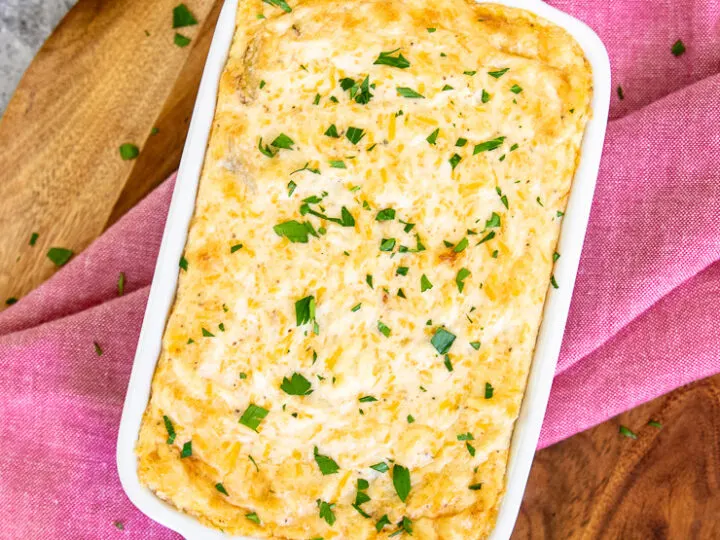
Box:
[1,1,718,537]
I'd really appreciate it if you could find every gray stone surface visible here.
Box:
[0,0,77,114]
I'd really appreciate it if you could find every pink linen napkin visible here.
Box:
[1,1,720,538]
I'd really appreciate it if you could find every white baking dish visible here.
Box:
[117,0,610,537]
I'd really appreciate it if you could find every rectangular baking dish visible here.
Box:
[117,1,610,538]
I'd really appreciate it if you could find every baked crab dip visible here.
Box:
[136,0,593,537]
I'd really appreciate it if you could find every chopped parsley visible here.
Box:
[466,442,476,456]
[553,252,560,262]
[442,84,454,91]
[396,266,409,276]
[671,39,686,57]
[215,483,228,496]
[173,33,191,47]
[443,355,454,372]
[392,464,411,502]
[426,128,440,145]
[510,84,523,94]
[449,153,462,170]
[258,137,277,158]
[314,446,340,475]
[340,75,374,104]
[496,187,509,209]
[346,127,365,145]
[457,432,474,441]
[488,67,509,78]
[245,512,261,525]
[376,208,396,221]
[431,328,456,354]
[359,395,378,403]
[469,483,483,490]
[119,143,139,160]
[456,268,471,292]
[280,373,313,395]
[551,275,559,289]
[93,341,103,356]
[380,238,396,251]
[484,382,494,399]
[370,462,389,473]
[47,248,73,267]
[249,455,259,471]
[366,274,374,288]
[390,517,413,537]
[163,415,176,444]
[376,514,392,532]
[455,137,468,147]
[231,243,243,253]
[180,441,192,458]
[619,425,638,439]
[377,321,391,337]
[172,4,198,27]
[617,85,625,101]
[485,212,501,228]
[470,341,481,350]
[420,274,433,292]
[117,272,126,296]
[317,500,336,525]
[329,160,346,169]
[295,295,316,327]
[474,136,505,154]
[407,414,415,423]
[313,93,321,105]
[273,220,317,243]
[271,133,295,150]
[5,298,17,306]
[324,124,340,138]
[29,232,39,246]
[396,87,425,98]
[427,27,436,33]
[239,404,269,432]
[261,0,292,12]
[454,237,469,253]
[477,231,495,245]
[374,48,410,69]
[648,420,663,429]
[463,70,477,76]
[351,303,362,312]
[481,89,490,103]
[290,162,320,175]
[179,255,188,271]
[259,80,266,89]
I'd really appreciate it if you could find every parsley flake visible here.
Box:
[93,341,103,356]
[374,48,410,69]
[426,128,440,145]
[396,266,409,276]
[619,425,638,439]
[397,87,425,98]
[488,67,509,78]
[376,208,396,221]
[324,124,340,138]
[173,33,191,47]
[392,465,411,502]
[351,303,362,312]
[617,85,625,101]
[481,89,490,103]
[172,4,197,27]
[317,500,336,525]
[119,143,139,160]
[239,404,269,432]
[246,512,261,524]
[469,483,483,490]
[163,415,176,444]
[510,84,523,94]
[376,514,392,532]
[346,127,365,145]
[280,373,313,396]
[449,153,462,169]
[377,321,391,337]
[47,247,73,267]
[431,328,456,354]
[420,274,433,292]
[295,295,316,326]
[180,441,192,458]
[442,84,454,91]
[470,341,481,350]
[456,268,471,292]
[273,220,317,243]
[329,160,346,169]
[485,212,501,228]
[371,462,389,473]
[117,272,126,296]
[215,483,228,495]
[261,0,292,12]
[380,238,396,252]
[474,136,505,154]
[29,232,39,246]
[671,39,686,57]
[314,446,340,475]
[231,243,243,253]
[484,382,494,399]
[271,133,295,150]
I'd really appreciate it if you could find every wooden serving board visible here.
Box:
[1,1,718,537]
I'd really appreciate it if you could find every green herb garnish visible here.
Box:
[47,247,73,267]
[374,48,410,69]
[314,446,340,475]
[378,321,391,337]
[426,128,440,145]
[317,500,336,525]
[671,39,686,57]
[449,153,461,170]
[376,208,396,221]
[431,327,456,354]
[392,465,411,502]
[346,127,365,145]
[474,136,505,154]
[397,87,425,98]
[246,512,261,524]
[619,425,638,439]
[470,341,481,350]
[280,373,313,395]
[371,462,389,473]
[172,4,198,27]
[481,89,490,103]
[271,133,295,150]
[215,483,228,495]
[324,124,340,138]
[510,84,523,94]
[119,143,139,160]
[163,415,176,444]
[380,238,396,252]
[180,441,192,458]
[239,404,269,432]
[261,0,292,12]
[420,274,433,292]
[295,295,316,326]
[488,67,509,78]
[456,268,471,292]
[173,33,191,47]
[29,232,39,246]
[273,220,317,243]
[484,382,494,399]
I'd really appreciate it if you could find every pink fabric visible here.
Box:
[2,1,720,537]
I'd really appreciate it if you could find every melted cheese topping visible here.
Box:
[136,1,592,538]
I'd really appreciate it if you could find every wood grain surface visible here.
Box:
[0,1,717,538]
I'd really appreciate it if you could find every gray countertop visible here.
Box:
[0,0,76,114]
